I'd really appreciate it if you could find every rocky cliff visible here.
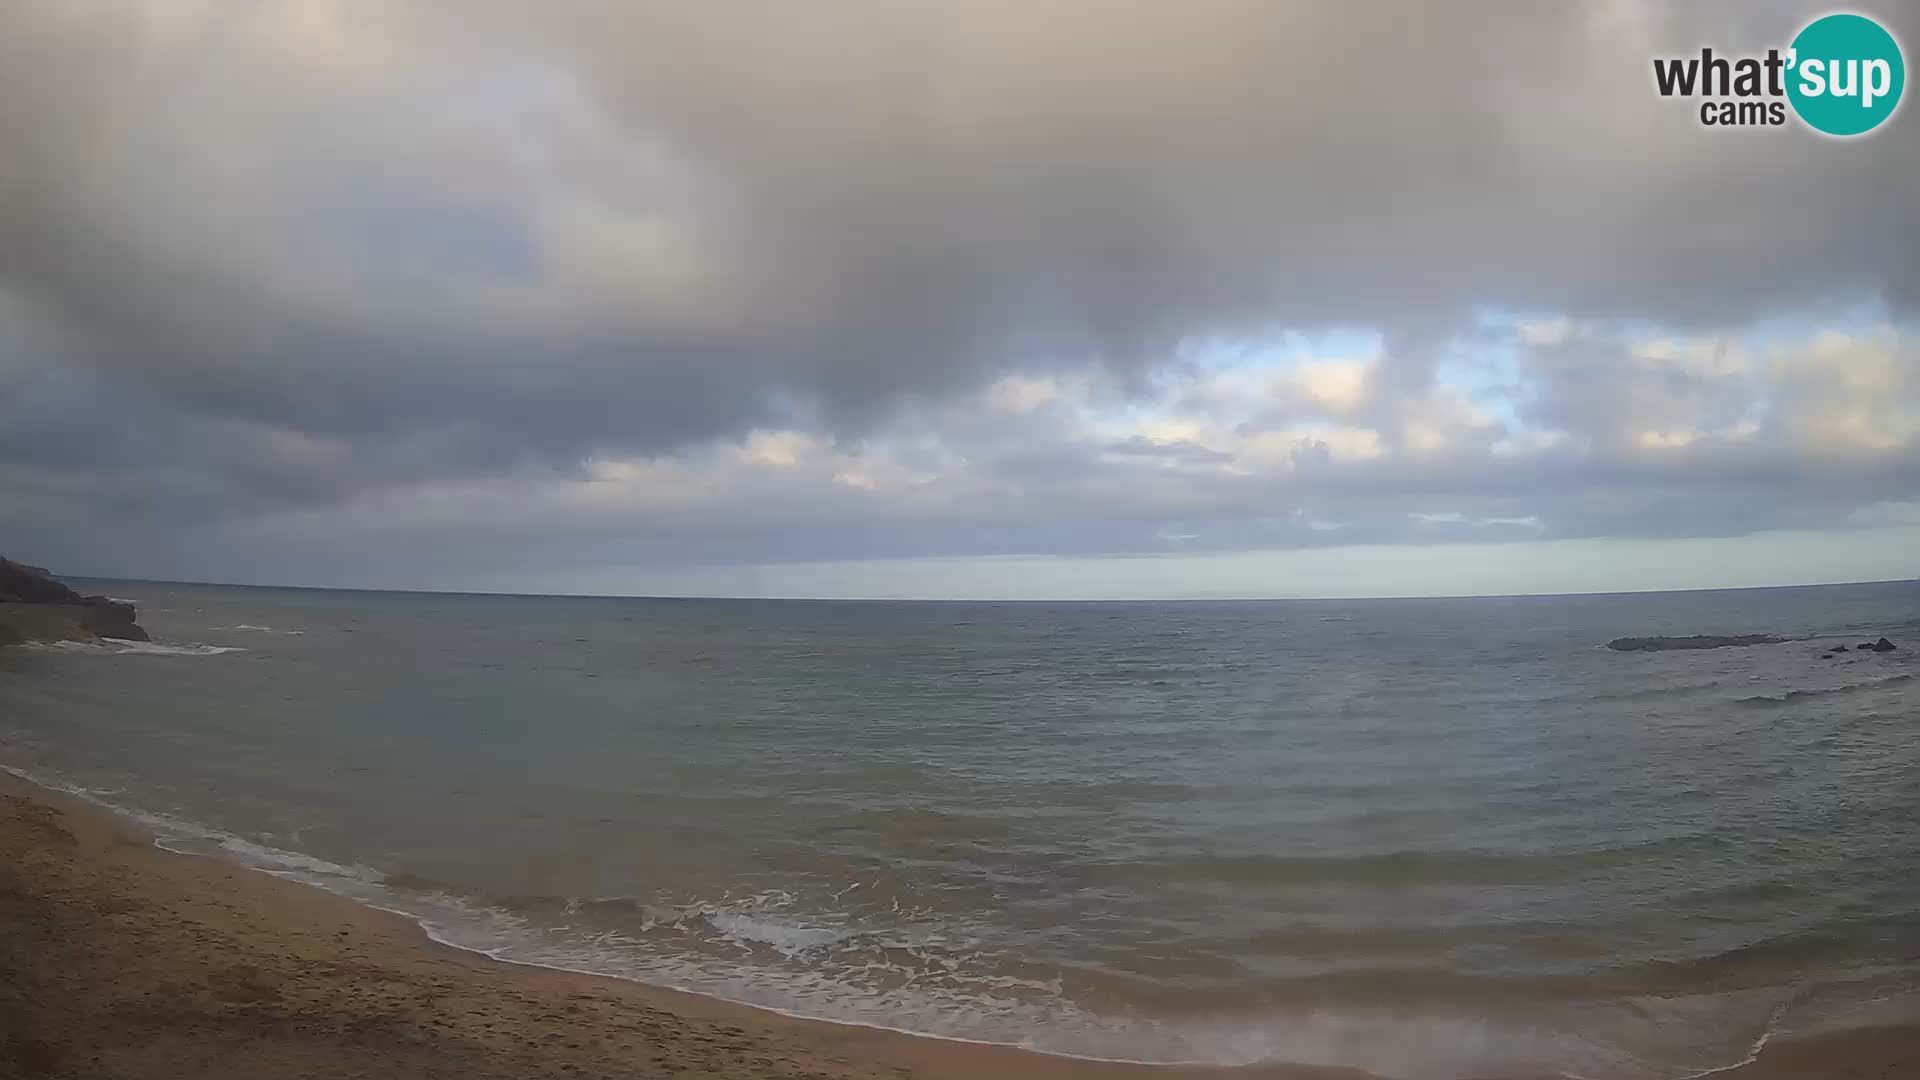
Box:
[0,558,149,646]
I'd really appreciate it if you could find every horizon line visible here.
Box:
[59,572,1920,605]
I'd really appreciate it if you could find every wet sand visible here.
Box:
[0,773,1912,1080]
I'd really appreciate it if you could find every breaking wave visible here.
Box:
[22,638,247,657]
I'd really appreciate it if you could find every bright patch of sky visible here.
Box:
[1176,328,1385,375]
[500,514,1920,600]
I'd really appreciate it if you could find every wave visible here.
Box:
[1733,673,1913,707]
[213,625,304,635]
[1522,679,1729,707]
[706,910,855,956]
[22,634,249,653]
[1079,842,1684,889]
[0,763,370,878]
[1589,682,1720,703]
[22,638,247,657]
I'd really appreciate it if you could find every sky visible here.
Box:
[1,1,1917,599]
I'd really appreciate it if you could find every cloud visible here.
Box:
[0,0,1915,590]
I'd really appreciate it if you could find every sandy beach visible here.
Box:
[0,772,1913,1080]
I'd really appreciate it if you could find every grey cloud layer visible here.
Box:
[1,1,1916,582]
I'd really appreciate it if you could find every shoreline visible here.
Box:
[0,770,1360,1080]
[1,773,1915,1080]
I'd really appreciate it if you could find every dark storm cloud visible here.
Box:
[0,0,1916,583]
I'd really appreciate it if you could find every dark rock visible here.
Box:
[1831,644,1850,651]
[1870,637,1897,652]
[0,556,149,644]
[1859,643,1878,651]
[1606,634,1788,652]
[79,596,149,642]
[0,557,84,606]
[0,603,99,644]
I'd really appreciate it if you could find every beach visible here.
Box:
[0,772,1914,1080]
[0,772,1364,1080]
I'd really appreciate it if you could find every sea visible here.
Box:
[2,579,1916,1080]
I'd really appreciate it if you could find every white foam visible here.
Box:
[1674,1002,1788,1079]
[23,638,246,656]
[708,911,852,956]
[206,834,375,879]
[0,764,371,883]
[107,638,247,656]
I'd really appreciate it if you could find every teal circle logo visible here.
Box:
[1787,13,1905,136]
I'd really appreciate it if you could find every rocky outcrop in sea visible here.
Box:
[1604,634,1787,652]
[0,557,149,645]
